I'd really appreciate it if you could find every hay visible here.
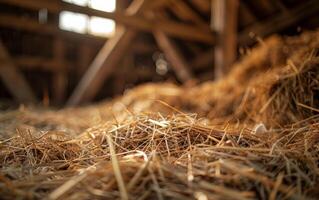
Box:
[1,113,318,199]
[183,31,319,125]
[1,30,319,199]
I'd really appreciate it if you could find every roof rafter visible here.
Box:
[0,0,214,43]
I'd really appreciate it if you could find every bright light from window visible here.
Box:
[59,11,88,34]
[90,0,116,12]
[89,17,115,37]
[63,0,88,6]
[60,0,116,37]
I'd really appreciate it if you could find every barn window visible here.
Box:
[90,0,116,12]
[59,0,116,37]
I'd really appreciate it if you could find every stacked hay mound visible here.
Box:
[185,31,319,126]
[0,31,319,199]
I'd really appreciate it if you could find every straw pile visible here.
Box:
[1,30,319,199]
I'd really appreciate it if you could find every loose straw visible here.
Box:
[106,133,129,200]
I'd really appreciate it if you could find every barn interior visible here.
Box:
[0,0,319,199]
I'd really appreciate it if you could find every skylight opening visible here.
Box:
[59,11,88,34]
[59,0,116,37]
[90,0,116,12]
[63,0,88,6]
[89,17,115,37]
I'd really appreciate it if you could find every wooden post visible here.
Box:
[211,0,238,79]
[0,40,37,103]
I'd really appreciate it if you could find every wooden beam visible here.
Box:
[67,28,135,105]
[211,0,238,79]
[14,56,68,71]
[67,0,146,105]
[0,0,214,43]
[0,13,158,55]
[148,0,170,10]
[154,30,194,83]
[239,0,319,46]
[0,40,36,103]
[189,0,211,15]
[0,14,106,44]
[168,0,209,30]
